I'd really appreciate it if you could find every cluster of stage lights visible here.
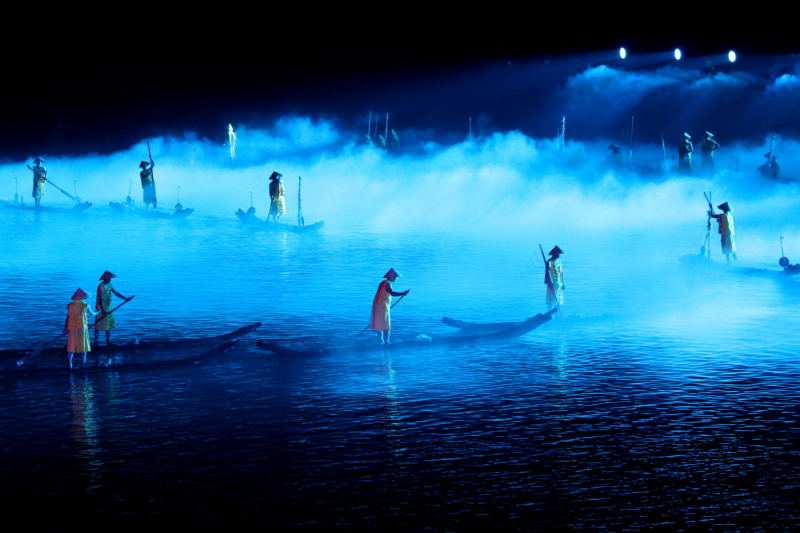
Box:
[618,48,737,62]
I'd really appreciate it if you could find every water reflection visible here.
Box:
[68,374,102,493]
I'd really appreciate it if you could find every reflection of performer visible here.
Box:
[31,157,46,207]
[64,288,97,369]
[710,202,736,265]
[95,270,132,346]
[370,268,409,345]
[268,172,285,222]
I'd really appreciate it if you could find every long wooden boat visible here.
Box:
[257,310,557,356]
[679,254,800,279]
[235,208,324,233]
[109,201,194,219]
[0,322,261,361]
[442,317,521,333]
[1,339,242,378]
[1,198,92,212]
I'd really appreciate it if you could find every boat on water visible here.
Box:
[109,201,194,219]
[0,198,92,213]
[257,310,557,356]
[0,322,261,361]
[235,208,324,233]
[679,253,800,280]
[1,339,244,378]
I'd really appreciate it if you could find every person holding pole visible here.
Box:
[370,268,409,345]
[64,288,97,369]
[31,157,46,207]
[543,246,565,315]
[268,172,286,223]
[139,156,157,211]
[95,271,132,346]
[710,202,737,265]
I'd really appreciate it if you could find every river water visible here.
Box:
[1,202,800,530]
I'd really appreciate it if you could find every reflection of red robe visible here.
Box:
[370,280,393,332]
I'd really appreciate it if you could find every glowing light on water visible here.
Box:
[674,49,682,60]
[619,48,627,59]
[729,50,737,62]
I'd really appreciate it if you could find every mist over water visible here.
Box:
[2,60,800,528]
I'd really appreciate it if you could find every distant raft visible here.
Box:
[235,208,323,233]
[109,202,194,219]
[0,198,92,213]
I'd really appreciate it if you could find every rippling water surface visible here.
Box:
[1,206,800,530]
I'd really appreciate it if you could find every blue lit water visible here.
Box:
[1,205,800,530]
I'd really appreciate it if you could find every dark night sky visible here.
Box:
[0,12,786,160]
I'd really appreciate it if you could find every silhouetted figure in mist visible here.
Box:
[678,133,693,174]
[758,153,780,179]
[388,129,400,149]
[607,144,622,168]
[710,202,737,265]
[701,132,719,171]
[374,134,386,149]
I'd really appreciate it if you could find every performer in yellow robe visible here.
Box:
[370,268,409,345]
[268,172,286,222]
[710,202,736,265]
[31,157,46,207]
[545,246,565,314]
[64,288,97,369]
[95,270,132,345]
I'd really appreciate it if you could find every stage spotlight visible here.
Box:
[620,47,627,59]
[728,50,736,62]
[674,49,682,60]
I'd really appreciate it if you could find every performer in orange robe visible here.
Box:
[370,268,409,345]
[95,270,132,346]
[64,288,97,369]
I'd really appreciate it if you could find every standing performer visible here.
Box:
[701,132,719,171]
[228,124,237,160]
[95,271,131,346]
[64,288,97,369]
[545,246,565,315]
[31,157,46,207]
[710,202,736,265]
[140,157,157,211]
[370,268,409,345]
[268,172,286,223]
[678,133,693,174]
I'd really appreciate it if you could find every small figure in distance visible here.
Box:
[545,246,565,317]
[370,268,410,345]
[709,202,737,265]
[701,131,719,171]
[64,288,97,369]
[607,144,623,168]
[678,133,693,174]
[30,157,46,208]
[140,158,158,211]
[95,271,132,346]
[758,152,780,179]
[268,172,285,223]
